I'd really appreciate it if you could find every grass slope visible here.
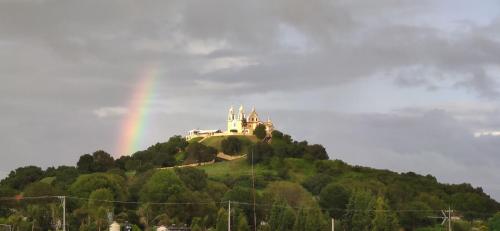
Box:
[198,157,316,185]
[201,135,259,155]
[199,158,275,181]
[187,137,203,143]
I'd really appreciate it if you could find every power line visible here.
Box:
[67,196,227,205]
[0,195,226,206]
[0,195,493,216]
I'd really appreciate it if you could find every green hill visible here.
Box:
[200,135,259,155]
[0,132,499,230]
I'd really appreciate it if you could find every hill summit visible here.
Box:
[187,105,274,140]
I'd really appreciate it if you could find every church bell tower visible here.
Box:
[227,106,237,132]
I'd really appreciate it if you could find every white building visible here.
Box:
[186,105,274,140]
[227,105,274,134]
[186,129,222,140]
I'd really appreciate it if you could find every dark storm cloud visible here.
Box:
[0,0,498,97]
[1,0,500,200]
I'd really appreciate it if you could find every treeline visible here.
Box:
[301,160,500,230]
[250,130,329,164]
[0,132,499,230]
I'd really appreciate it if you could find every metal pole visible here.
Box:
[331,218,334,231]
[63,196,66,231]
[58,196,66,231]
[228,200,231,231]
[448,206,451,231]
[251,148,257,231]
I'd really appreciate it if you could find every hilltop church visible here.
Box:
[227,105,274,134]
[186,106,274,140]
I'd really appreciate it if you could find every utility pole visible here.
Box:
[228,200,231,231]
[251,148,257,231]
[58,196,66,231]
[428,207,453,231]
[448,206,452,231]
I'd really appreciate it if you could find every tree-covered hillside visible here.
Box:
[0,131,499,230]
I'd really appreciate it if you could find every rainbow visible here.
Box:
[116,67,157,156]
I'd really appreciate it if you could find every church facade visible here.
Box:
[186,105,274,140]
[227,105,274,135]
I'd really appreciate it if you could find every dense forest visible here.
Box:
[0,130,499,230]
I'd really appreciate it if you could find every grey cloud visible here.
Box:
[1,0,499,99]
[270,109,500,199]
[455,69,500,99]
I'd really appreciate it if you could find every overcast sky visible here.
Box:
[1,0,500,200]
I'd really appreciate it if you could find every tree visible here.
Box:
[51,166,79,190]
[77,154,94,172]
[264,181,312,208]
[221,136,243,155]
[270,139,289,158]
[69,173,127,200]
[237,212,250,231]
[114,155,130,170]
[124,159,140,171]
[88,188,114,231]
[302,173,333,195]
[224,186,263,223]
[305,144,329,160]
[253,124,267,139]
[247,142,273,164]
[398,201,434,230]
[319,183,350,219]
[153,152,176,167]
[186,142,217,164]
[139,170,188,224]
[489,212,500,231]
[24,182,60,197]
[191,224,202,231]
[271,130,284,139]
[268,200,295,231]
[206,181,229,203]
[23,182,61,230]
[0,185,16,216]
[371,197,399,231]
[304,206,327,231]
[77,151,115,173]
[216,208,228,231]
[293,208,307,231]
[174,167,208,191]
[167,191,217,224]
[165,135,189,152]
[343,190,374,231]
[1,166,44,190]
[451,192,495,220]
[92,150,115,172]
[25,204,53,230]
[139,170,185,203]
[191,217,204,231]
